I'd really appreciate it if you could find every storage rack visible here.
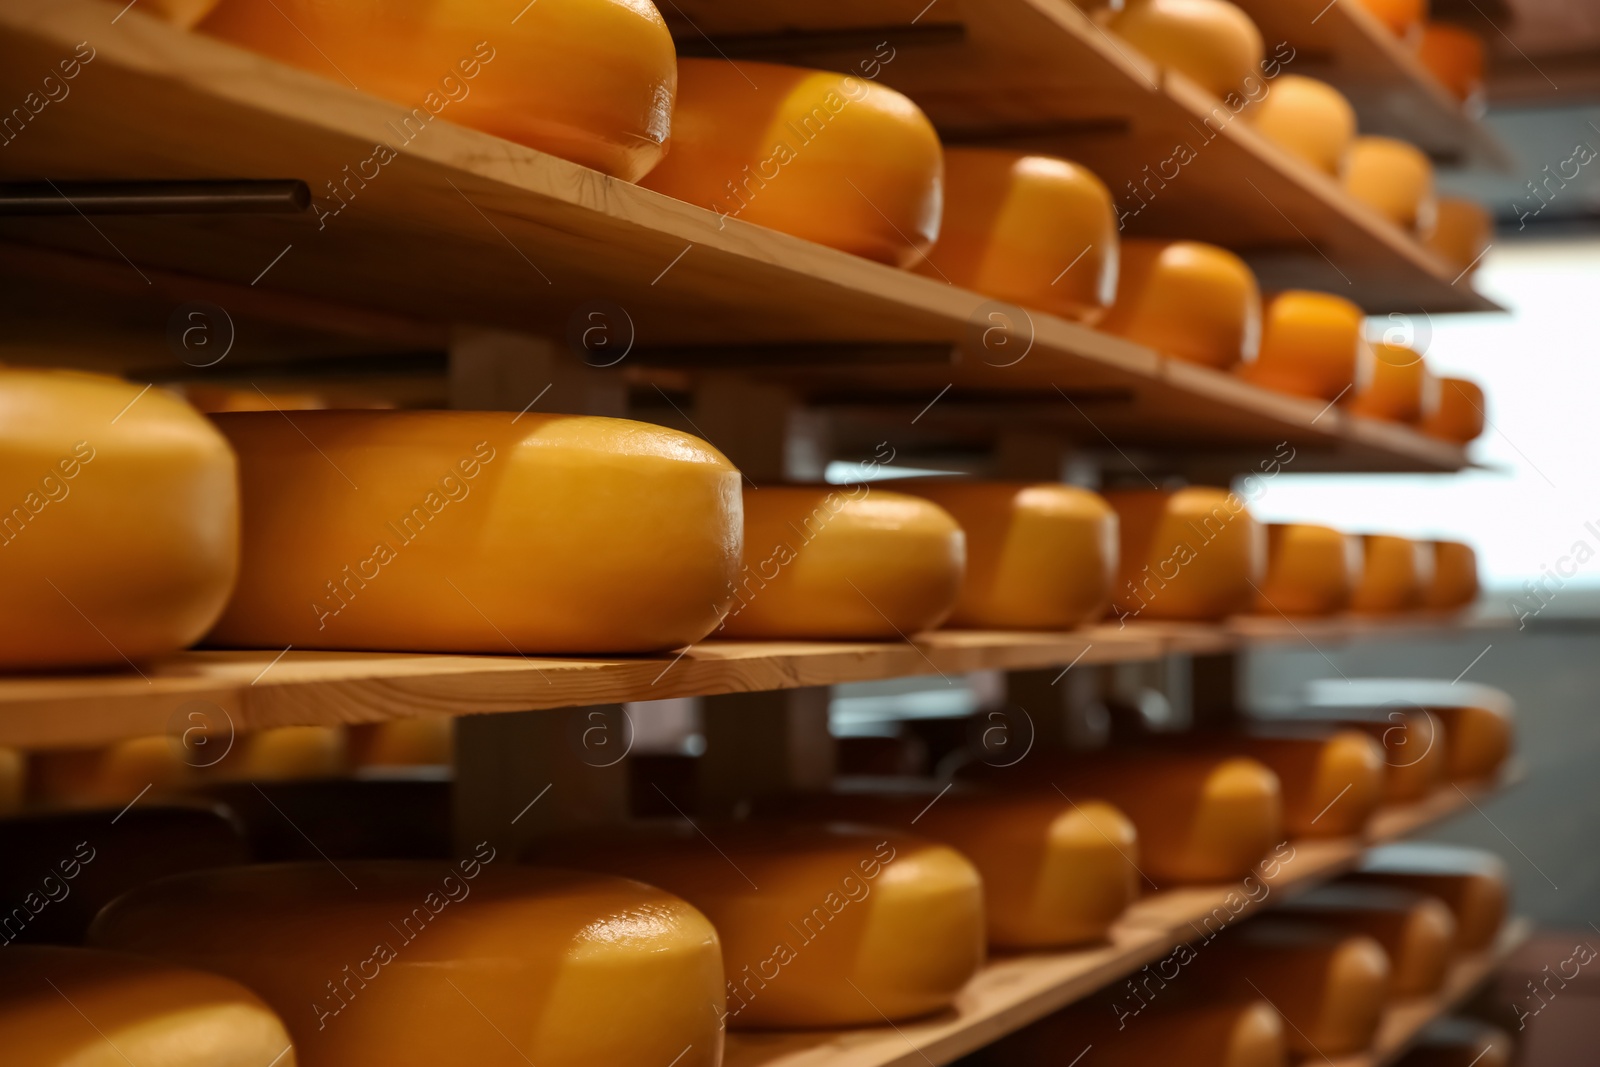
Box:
[0,0,1522,1063]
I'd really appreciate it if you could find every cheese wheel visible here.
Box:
[1356,0,1428,38]
[1350,534,1430,613]
[1421,378,1486,444]
[29,737,196,807]
[524,822,985,1027]
[1426,197,1492,276]
[1290,710,1445,803]
[1201,731,1385,838]
[90,861,725,1067]
[917,149,1118,322]
[1343,137,1437,233]
[0,369,238,670]
[1254,523,1357,617]
[1429,701,1512,781]
[1106,0,1265,100]
[0,746,21,816]
[640,59,943,267]
[1280,884,1457,997]
[972,996,1287,1067]
[755,782,1139,948]
[199,0,676,182]
[1348,342,1435,423]
[887,481,1116,629]
[348,718,454,768]
[1344,844,1508,952]
[206,411,741,653]
[1424,539,1480,610]
[719,486,964,639]
[1240,291,1369,401]
[0,945,295,1067]
[1205,921,1390,1057]
[1247,75,1357,176]
[206,726,348,782]
[1099,240,1261,368]
[1106,487,1264,622]
[1397,1019,1513,1067]
[1417,22,1486,105]
[143,0,222,28]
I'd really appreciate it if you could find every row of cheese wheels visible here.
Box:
[0,368,1480,668]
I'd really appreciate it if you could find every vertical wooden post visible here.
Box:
[697,688,835,814]
[693,376,828,482]
[449,326,626,417]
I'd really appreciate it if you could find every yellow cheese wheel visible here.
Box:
[1280,884,1457,998]
[0,746,21,816]
[1106,487,1264,622]
[1421,378,1486,444]
[0,945,295,1067]
[1343,137,1437,233]
[1298,710,1446,803]
[719,486,964,639]
[972,996,1287,1067]
[1246,75,1357,176]
[1206,921,1390,1057]
[640,59,943,266]
[90,861,724,1067]
[1239,291,1369,401]
[1350,534,1430,613]
[755,782,1139,948]
[1344,844,1508,952]
[1424,539,1479,610]
[200,0,676,182]
[1428,702,1511,781]
[1417,22,1486,104]
[1397,1019,1513,1067]
[1348,341,1435,423]
[1099,240,1261,368]
[347,718,454,768]
[1356,0,1428,38]
[206,726,348,782]
[29,737,195,808]
[206,411,740,653]
[887,481,1116,629]
[1204,731,1385,838]
[0,369,238,670]
[917,148,1118,321]
[1426,197,1492,275]
[525,822,984,1027]
[1107,0,1265,100]
[1255,523,1357,616]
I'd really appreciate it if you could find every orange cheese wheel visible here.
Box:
[1426,197,1492,275]
[1425,539,1480,610]
[1240,291,1369,401]
[1417,22,1486,104]
[1280,884,1457,997]
[1254,523,1356,616]
[1398,1019,1513,1067]
[205,726,348,782]
[524,822,985,1027]
[1099,240,1261,368]
[205,411,741,654]
[719,486,963,639]
[1429,701,1512,781]
[1356,0,1428,38]
[29,737,195,808]
[1344,844,1508,952]
[200,0,676,182]
[1343,137,1437,233]
[1350,534,1430,613]
[0,945,296,1067]
[0,369,239,670]
[756,783,1139,948]
[1106,487,1264,621]
[1107,0,1265,100]
[1421,377,1486,444]
[347,718,454,768]
[888,481,1117,629]
[972,995,1287,1067]
[918,148,1117,321]
[1290,710,1445,803]
[1207,730,1385,838]
[1247,75,1357,176]
[90,861,725,1067]
[1348,341,1435,423]
[640,59,943,266]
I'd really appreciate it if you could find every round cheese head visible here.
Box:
[970,995,1287,1067]
[1424,539,1480,610]
[200,0,677,181]
[1281,883,1457,998]
[1426,197,1493,276]
[1343,136,1437,233]
[348,718,454,768]
[1356,0,1428,38]
[1106,487,1265,621]
[640,59,943,266]
[1348,341,1435,423]
[1107,0,1266,100]
[1346,844,1509,952]
[1241,290,1368,401]
[1421,378,1486,444]
[1100,240,1262,368]
[1247,75,1357,176]
[1350,533,1430,613]
[1417,22,1487,105]
[1216,731,1385,838]
[1255,523,1357,616]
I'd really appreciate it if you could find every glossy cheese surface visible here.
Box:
[1350,534,1430,613]
[1417,22,1486,104]
[1343,136,1437,232]
[719,486,964,639]
[89,861,725,1067]
[1421,378,1486,444]
[1425,539,1480,609]
[145,0,222,27]
[207,411,741,654]
[1241,291,1369,401]
[1310,710,1445,803]
[1255,523,1357,616]
[0,945,294,1067]
[918,148,1118,321]
[206,726,348,782]
[1430,702,1512,781]
[347,718,454,768]
[1107,487,1264,621]
[1356,0,1427,37]
[1281,884,1456,998]
[0,369,238,670]
[1426,197,1492,275]
[1348,341,1435,423]
[29,737,195,808]
[1211,732,1384,838]
[1107,0,1265,99]
[975,997,1286,1067]
[640,59,943,266]
[891,481,1117,629]
[525,822,985,1027]
[200,0,676,182]
[1247,75,1356,176]
[1100,240,1261,368]
[1345,844,1508,952]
